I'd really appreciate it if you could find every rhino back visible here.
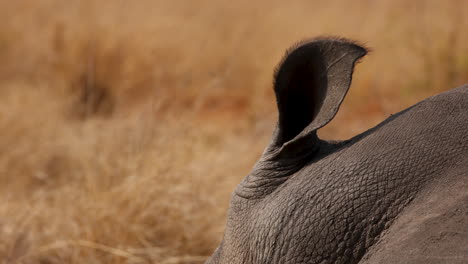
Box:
[246,85,468,264]
[359,159,468,264]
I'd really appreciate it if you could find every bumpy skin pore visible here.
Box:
[206,37,468,264]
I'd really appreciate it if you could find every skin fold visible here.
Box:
[205,37,468,264]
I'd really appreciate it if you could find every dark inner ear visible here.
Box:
[271,38,367,149]
[275,49,327,145]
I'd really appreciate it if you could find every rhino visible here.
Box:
[206,37,468,264]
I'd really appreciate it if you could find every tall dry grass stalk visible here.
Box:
[0,0,467,263]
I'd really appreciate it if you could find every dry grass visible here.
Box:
[0,0,467,263]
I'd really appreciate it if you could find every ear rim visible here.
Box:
[271,36,369,150]
[273,36,370,82]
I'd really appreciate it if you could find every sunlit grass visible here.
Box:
[0,0,467,263]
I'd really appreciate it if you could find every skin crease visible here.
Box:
[205,37,468,264]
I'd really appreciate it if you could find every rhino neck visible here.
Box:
[235,136,343,200]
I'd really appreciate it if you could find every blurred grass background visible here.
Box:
[0,0,467,263]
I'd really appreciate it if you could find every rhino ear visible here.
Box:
[271,38,367,149]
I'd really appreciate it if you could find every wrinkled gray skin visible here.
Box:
[206,37,468,264]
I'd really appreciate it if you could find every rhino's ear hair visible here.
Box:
[271,37,368,148]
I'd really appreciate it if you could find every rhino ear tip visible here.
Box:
[273,36,369,88]
[282,36,369,60]
[309,36,370,53]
